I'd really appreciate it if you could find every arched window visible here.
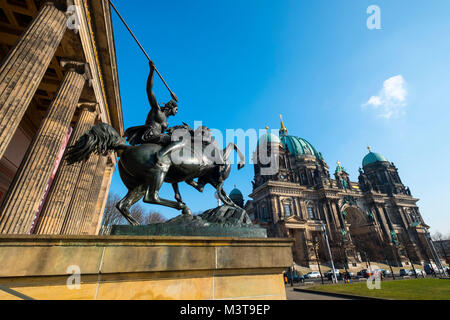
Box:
[300,171,307,184]
[283,203,291,218]
[307,205,315,219]
[375,172,382,184]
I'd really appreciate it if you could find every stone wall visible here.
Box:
[0,235,293,300]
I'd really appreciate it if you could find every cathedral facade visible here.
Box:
[244,118,439,269]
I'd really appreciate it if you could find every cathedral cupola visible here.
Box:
[277,117,323,160]
[229,185,244,208]
[362,146,388,167]
[359,146,410,195]
[257,126,281,147]
[252,117,331,190]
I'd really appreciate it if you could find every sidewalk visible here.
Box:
[285,287,350,300]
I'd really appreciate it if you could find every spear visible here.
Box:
[108,0,178,102]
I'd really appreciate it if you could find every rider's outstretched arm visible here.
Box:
[146,61,160,110]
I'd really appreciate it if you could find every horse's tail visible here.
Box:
[65,123,127,164]
[223,143,245,170]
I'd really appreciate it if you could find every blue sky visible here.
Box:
[109,0,450,235]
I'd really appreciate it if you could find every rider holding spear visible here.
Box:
[108,1,179,146]
[124,61,178,146]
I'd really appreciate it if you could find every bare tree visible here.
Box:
[432,231,448,261]
[432,231,444,241]
[99,192,167,233]
[144,211,166,224]
[129,203,146,225]
[99,192,123,233]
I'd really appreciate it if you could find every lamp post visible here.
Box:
[362,250,370,269]
[322,223,338,283]
[312,236,324,285]
[338,232,349,278]
[290,264,294,287]
[377,235,396,280]
[401,245,418,278]
[386,257,396,280]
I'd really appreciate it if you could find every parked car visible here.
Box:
[357,269,373,278]
[400,269,413,276]
[414,269,426,276]
[304,271,321,279]
[325,270,341,281]
[424,263,439,275]
[285,271,305,283]
[376,269,392,276]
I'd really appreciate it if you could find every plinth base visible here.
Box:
[111,206,267,238]
[0,235,293,300]
[111,223,267,238]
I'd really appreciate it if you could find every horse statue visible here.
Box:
[65,123,245,225]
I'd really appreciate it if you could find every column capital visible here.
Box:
[38,0,70,12]
[60,59,92,81]
[77,101,99,114]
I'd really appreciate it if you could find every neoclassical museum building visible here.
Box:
[0,0,122,235]
[244,118,440,268]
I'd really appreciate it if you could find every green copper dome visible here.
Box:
[280,135,323,159]
[257,131,281,146]
[229,187,244,207]
[362,151,388,167]
[229,188,243,197]
[256,119,323,160]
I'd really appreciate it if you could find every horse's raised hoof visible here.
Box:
[182,207,192,215]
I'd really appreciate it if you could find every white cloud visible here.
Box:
[363,75,407,119]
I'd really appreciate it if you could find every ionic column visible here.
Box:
[293,197,301,217]
[91,159,115,235]
[270,196,278,223]
[0,1,68,158]
[329,200,341,229]
[60,152,99,235]
[299,200,308,220]
[34,102,99,234]
[375,205,392,241]
[0,61,89,234]
[397,207,410,231]
[78,155,107,235]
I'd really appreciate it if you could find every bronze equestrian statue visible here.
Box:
[65,63,244,226]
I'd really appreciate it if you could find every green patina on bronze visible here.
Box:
[111,205,267,238]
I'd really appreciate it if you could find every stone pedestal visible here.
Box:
[0,235,293,300]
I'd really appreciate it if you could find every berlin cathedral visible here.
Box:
[239,117,437,269]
